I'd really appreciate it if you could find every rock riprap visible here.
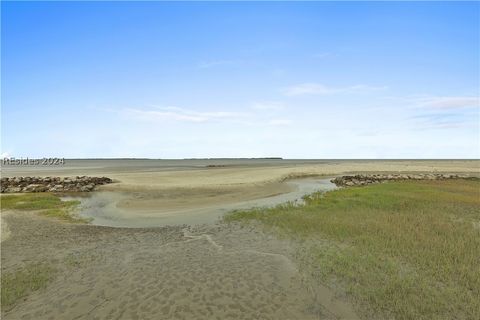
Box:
[331,173,469,187]
[0,176,113,193]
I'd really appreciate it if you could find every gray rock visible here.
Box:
[49,185,64,192]
[24,184,47,192]
[330,172,469,188]
[80,184,94,192]
[5,186,22,193]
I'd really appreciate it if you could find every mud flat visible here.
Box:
[1,210,357,320]
[63,178,337,227]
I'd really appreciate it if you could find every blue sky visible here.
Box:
[2,1,479,159]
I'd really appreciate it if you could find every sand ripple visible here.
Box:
[1,213,357,319]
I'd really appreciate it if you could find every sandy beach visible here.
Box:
[3,160,479,225]
[3,160,479,189]
[1,159,479,319]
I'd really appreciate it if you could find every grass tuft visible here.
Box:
[1,193,88,223]
[224,180,480,319]
[1,263,56,310]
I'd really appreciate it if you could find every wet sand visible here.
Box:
[3,159,479,225]
[1,211,357,320]
[64,178,337,227]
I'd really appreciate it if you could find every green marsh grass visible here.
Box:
[225,180,480,319]
[1,193,86,223]
[1,263,55,310]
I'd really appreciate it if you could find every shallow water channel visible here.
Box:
[62,178,337,228]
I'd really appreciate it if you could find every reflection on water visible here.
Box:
[62,178,337,228]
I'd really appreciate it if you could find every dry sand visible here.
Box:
[4,159,479,219]
[77,159,480,190]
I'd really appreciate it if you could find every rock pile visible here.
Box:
[0,176,113,193]
[331,173,468,187]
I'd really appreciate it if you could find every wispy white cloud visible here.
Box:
[284,83,332,96]
[418,96,478,109]
[409,113,469,130]
[125,106,248,123]
[405,96,479,130]
[121,105,296,128]
[383,95,479,110]
[283,83,387,96]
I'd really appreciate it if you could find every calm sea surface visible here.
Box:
[1,159,347,176]
[1,158,442,177]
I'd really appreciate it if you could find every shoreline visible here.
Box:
[61,177,336,228]
[2,162,479,319]
[2,159,478,227]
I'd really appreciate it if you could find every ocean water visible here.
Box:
[1,158,346,176]
[1,158,439,177]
